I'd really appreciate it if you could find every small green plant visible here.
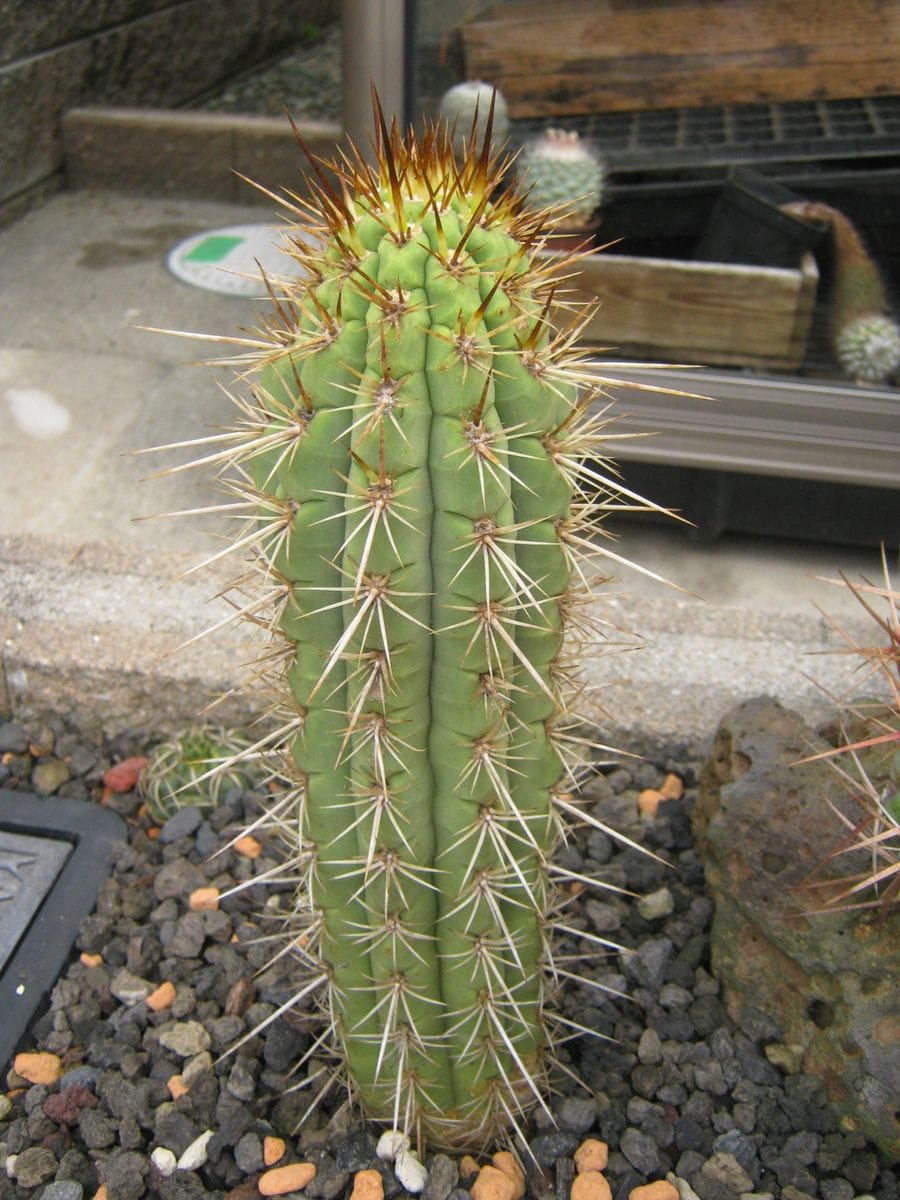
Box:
[140,727,264,823]
[783,200,900,385]
[516,128,605,232]
[152,96,673,1150]
[796,550,899,916]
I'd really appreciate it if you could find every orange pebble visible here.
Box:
[259,1163,317,1195]
[629,1183,679,1200]
[234,835,262,859]
[93,1188,109,1200]
[167,1074,189,1099]
[103,756,148,793]
[189,887,220,911]
[471,1165,517,1200]
[80,952,103,968]
[146,981,176,1012]
[263,1136,286,1166]
[492,1151,525,1200]
[13,1052,62,1086]
[638,788,663,817]
[660,772,683,800]
[350,1169,384,1200]
[571,1171,612,1200]
[459,1155,481,1182]
[574,1139,609,1174]
[147,826,161,840]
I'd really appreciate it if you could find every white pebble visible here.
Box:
[151,1147,178,1177]
[637,885,675,921]
[376,1129,410,1161]
[177,1129,215,1171]
[666,1174,702,1200]
[182,1050,214,1087]
[5,1155,17,1179]
[394,1147,428,1194]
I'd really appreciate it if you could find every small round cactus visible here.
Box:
[517,128,605,230]
[438,80,509,157]
[836,314,900,384]
[140,727,264,822]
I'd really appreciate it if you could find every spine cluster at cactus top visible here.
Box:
[185,103,650,1149]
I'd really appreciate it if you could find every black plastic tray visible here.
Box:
[0,790,126,1071]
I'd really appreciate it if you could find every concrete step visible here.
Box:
[63,107,342,206]
[0,191,887,749]
[0,528,879,749]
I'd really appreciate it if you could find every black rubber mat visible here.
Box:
[0,789,126,1070]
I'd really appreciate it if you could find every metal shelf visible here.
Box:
[591,365,900,490]
[514,95,900,177]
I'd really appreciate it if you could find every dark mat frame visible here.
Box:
[0,789,126,1071]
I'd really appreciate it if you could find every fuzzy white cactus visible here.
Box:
[439,80,509,157]
[517,128,605,230]
[836,314,900,385]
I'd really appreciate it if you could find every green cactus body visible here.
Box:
[140,728,262,822]
[185,109,642,1148]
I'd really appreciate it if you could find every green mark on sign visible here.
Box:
[183,235,244,263]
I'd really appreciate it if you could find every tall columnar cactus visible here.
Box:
[783,200,900,384]
[169,102,660,1149]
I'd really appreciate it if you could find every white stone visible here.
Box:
[151,1147,178,1177]
[158,1020,212,1058]
[394,1148,428,1194]
[637,886,675,921]
[177,1130,215,1172]
[376,1129,410,1161]
[182,1050,214,1087]
[666,1174,702,1200]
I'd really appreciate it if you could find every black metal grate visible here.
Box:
[514,95,900,175]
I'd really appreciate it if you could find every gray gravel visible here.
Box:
[1,716,897,1200]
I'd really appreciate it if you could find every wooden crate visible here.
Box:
[550,250,819,369]
[461,0,900,118]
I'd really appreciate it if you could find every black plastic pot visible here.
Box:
[694,166,828,268]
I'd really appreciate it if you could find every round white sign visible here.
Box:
[167,223,310,297]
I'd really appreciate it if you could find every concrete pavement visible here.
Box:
[0,190,890,748]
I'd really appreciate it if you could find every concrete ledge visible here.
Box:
[62,108,343,204]
[0,534,262,740]
[0,532,876,750]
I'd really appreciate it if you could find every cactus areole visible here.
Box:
[187,101,654,1149]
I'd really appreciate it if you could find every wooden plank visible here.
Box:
[547,251,818,368]
[461,0,900,116]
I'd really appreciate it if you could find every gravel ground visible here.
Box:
[1,716,896,1200]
